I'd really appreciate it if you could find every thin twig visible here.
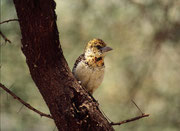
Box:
[0,19,19,43]
[6,84,14,100]
[131,99,144,115]
[0,19,19,24]
[110,114,149,126]
[0,83,53,119]
[17,105,24,114]
[0,31,11,43]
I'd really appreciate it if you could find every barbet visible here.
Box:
[72,39,112,94]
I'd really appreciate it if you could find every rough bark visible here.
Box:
[13,0,114,130]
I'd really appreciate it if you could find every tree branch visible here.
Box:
[0,19,19,44]
[0,31,11,43]
[111,100,149,126]
[0,19,19,24]
[110,114,149,126]
[0,83,53,119]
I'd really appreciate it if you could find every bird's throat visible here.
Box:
[85,56,104,67]
[95,57,104,67]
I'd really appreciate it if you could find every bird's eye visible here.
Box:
[96,45,102,49]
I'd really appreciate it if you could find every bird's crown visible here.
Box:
[84,39,106,53]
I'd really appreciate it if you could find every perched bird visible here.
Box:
[72,39,112,94]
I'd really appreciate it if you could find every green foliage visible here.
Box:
[1,0,180,130]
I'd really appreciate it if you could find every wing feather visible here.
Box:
[72,54,85,74]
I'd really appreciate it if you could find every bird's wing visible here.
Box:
[72,54,85,74]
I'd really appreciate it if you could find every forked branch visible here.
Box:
[0,19,19,43]
[0,83,53,119]
[110,100,149,126]
[110,114,149,126]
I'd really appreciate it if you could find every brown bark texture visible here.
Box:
[13,0,114,130]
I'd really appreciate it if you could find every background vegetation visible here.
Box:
[1,0,180,130]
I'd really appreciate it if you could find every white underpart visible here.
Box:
[74,60,105,93]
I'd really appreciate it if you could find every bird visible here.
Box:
[72,38,112,94]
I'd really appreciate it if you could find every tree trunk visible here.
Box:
[13,0,114,130]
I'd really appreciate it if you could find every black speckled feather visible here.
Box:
[72,54,85,74]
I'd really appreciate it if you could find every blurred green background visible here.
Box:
[1,0,180,131]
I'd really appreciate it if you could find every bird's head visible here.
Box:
[84,39,112,58]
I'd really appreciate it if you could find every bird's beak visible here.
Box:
[100,46,113,53]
